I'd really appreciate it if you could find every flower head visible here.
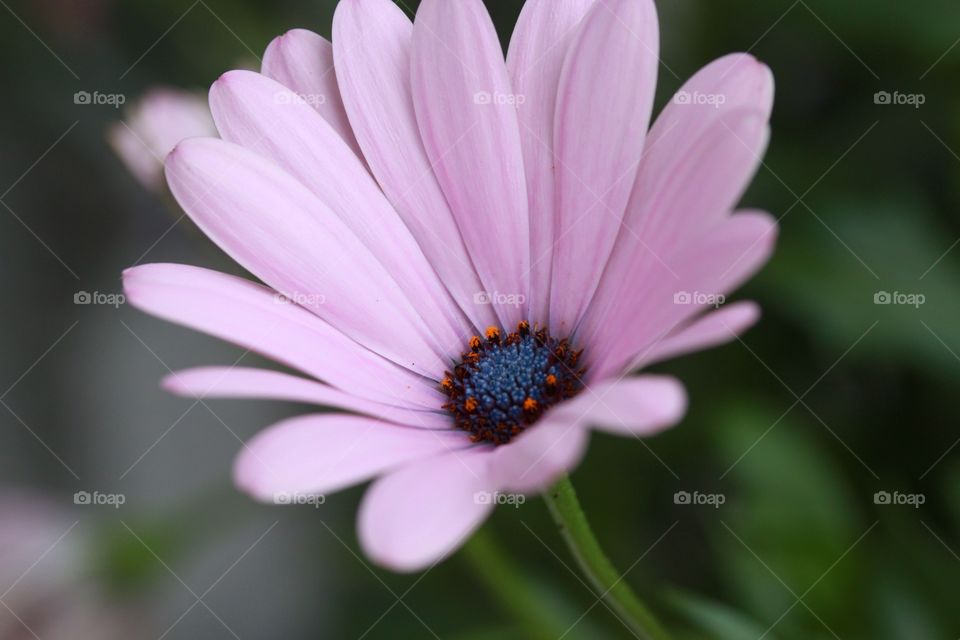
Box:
[108,87,215,191]
[124,0,776,572]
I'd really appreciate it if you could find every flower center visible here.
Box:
[441,321,585,445]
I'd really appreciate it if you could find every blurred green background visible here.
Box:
[1,0,959,638]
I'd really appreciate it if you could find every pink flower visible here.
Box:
[0,490,138,638]
[123,0,776,572]
[108,87,215,191]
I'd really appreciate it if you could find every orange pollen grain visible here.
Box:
[485,326,501,340]
[465,397,478,412]
[545,374,557,386]
[469,336,482,350]
[523,397,538,411]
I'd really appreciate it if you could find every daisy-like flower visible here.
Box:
[108,87,215,191]
[124,0,775,572]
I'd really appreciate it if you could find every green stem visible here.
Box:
[462,527,563,640]
[543,475,672,640]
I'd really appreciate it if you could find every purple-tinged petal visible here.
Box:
[506,0,596,324]
[163,367,450,429]
[209,70,471,358]
[549,0,660,335]
[234,414,467,501]
[411,0,530,328]
[165,137,450,378]
[491,414,590,494]
[571,375,687,436]
[591,209,778,379]
[332,0,496,333]
[261,28,363,159]
[358,448,495,572]
[123,264,440,409]
[635,301,761,368]
[580,108,771,357]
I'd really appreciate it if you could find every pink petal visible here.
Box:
[209,70,470,357]
[491,375,685,492]
[123,264,440,409]
[332,0,496,333]
[165,137,449,379]
[580,57,772,351]
[549,0,660,335]
[358,448,495,572]
[411,0,530,328]
[580,108,771,356]
[592,210,778,379]
[571,375,687,436]
[490,413,590,494]
[163,367,451,429]
[506,0,596,324]
[234,414,468,501]
[261,28,364,159]
[640,53,774,198]
[636,301,761,368]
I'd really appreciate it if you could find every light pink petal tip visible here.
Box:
[549,0,660,335]
[164,137,450,378]
[639,301,761,367]
[573,375,687,436]
[411,0,530,328]
[122,263,440,409]
[208,70,470,358]
[234,414,467,502]
[261,28,364,159]
[580,53,774,356]
[358,448,495,572]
